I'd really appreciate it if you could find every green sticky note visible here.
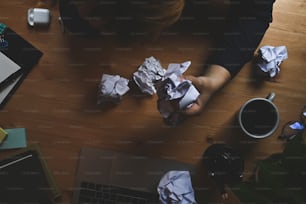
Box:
[0,128,27,150]
[0,23,7,35]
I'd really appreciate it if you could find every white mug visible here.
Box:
[238,93,279,138]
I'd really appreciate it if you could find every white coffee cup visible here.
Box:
[238,92,279,139]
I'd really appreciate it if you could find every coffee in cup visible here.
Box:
[238,92,279,138]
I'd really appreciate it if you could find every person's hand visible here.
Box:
[183,64,232,115]
[183,75,216,115]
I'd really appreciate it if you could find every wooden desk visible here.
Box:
[0,0,305,203]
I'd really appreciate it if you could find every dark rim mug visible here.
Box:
[238,92,280,139]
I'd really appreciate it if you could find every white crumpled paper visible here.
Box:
[133,56,166,95]
[157,171,197,204]
[97,74,130,104]
[157,61,200,119]
[257,45,288,78]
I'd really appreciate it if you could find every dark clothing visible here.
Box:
[59,0,99,35]
[59,0,275,77]
[207,0,275,77]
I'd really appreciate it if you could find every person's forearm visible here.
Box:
[202,64,231,93]
[183,65,231,115]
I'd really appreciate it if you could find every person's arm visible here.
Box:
[185,64,231,115]
[185,0,275,115]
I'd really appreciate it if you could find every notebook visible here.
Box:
[0,148,60,203]
[0,23,43,108]
[73,147,194,204]
[0,52,21,87]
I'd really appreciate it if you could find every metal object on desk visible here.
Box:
[27,8,51,27]
[278,105,306,141]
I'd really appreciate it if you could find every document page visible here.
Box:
[0,52,21,83]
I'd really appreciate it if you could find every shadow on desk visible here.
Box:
[211,113,261,158]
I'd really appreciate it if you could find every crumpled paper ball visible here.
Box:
[156,61,199,125]
[157,171,197,204]
[256,45,288,78]
[97,74,130,104]
[133,56,166,95]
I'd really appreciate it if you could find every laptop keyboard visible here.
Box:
[78,181,159,204]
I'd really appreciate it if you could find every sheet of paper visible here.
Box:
[157,171,197,204]
[0,74,22,106]
[133,56,166,95]
[0,128,27,150]
[257,45,288,78]
[97,74,129,104]
[157,61,200,120]
[0,52,21,84]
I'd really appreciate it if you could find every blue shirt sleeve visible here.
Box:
[207,0,275,77]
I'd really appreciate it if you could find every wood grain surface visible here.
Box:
[0,0,305,203]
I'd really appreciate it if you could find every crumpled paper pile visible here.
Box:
[157,61,200,121]
[257,45,288,78]
[97,74,130,104]
[97,57,200,126]
[133,56,166,95]
[157,171,197,204]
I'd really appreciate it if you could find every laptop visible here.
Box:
[72,147,194,204]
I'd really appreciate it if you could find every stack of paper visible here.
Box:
[0,52,22,105]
